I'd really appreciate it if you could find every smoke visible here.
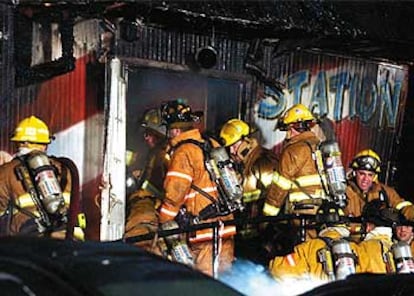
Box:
[219,259,327,296]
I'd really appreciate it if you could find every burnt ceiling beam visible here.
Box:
[115,1,363,40]
[9,0,414,64]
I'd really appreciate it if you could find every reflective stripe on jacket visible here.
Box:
[189,225,237,243]
[0,155,81,238]
[159,129,234,240]
[264,131,325,216]
[345,180,414,221]
[269,227,359,281]
[240,142,278,227]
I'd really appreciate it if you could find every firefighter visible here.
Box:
[0,116,85,240]
[357,199,402,273]
[269,201,358,282]
[219,118,278,263]
[158,99,236,277]
[395,224,414,255]
[344,149,414,239]
[124,108,169,254]
[263,103,328,244]
[393,223,414,273]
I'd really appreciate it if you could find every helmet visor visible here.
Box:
[355,156,380,172]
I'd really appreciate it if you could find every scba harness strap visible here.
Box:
[172,134,243,224]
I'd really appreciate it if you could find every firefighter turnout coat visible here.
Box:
[345,180,414,221]
[158,129,235,275]
[124,140,169,254]
[264,131,326,217]
[0,153,83,239]
[238,138,278,237]
[357,226,394,273]
[269,227,359,282]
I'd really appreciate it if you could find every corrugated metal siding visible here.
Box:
[0,18,104,239]
[0,18,105,201]
[117,26,250,74]
[257,50,408,178]
[3,14,408,177]
[117,25,408,180]
[0,19,103,152]
[0,4,14,150]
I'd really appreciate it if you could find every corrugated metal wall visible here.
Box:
[257,49,408,179]
[118,27,408,181]
[0,16,105,239]
[0,19,103,153]
[6,18,407,180]
[117,26,250,74]
[0,4,14,149]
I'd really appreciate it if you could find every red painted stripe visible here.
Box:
[32,55,102,133]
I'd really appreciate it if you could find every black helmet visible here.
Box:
[160,99,202,129]
[316,201,348,226]
[362,199,402,227]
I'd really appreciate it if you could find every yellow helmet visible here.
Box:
[277,103,316,131]
[220,119,250,147]
[350,149,381,173]
[141,108,166,137]
[10,116,52,144]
